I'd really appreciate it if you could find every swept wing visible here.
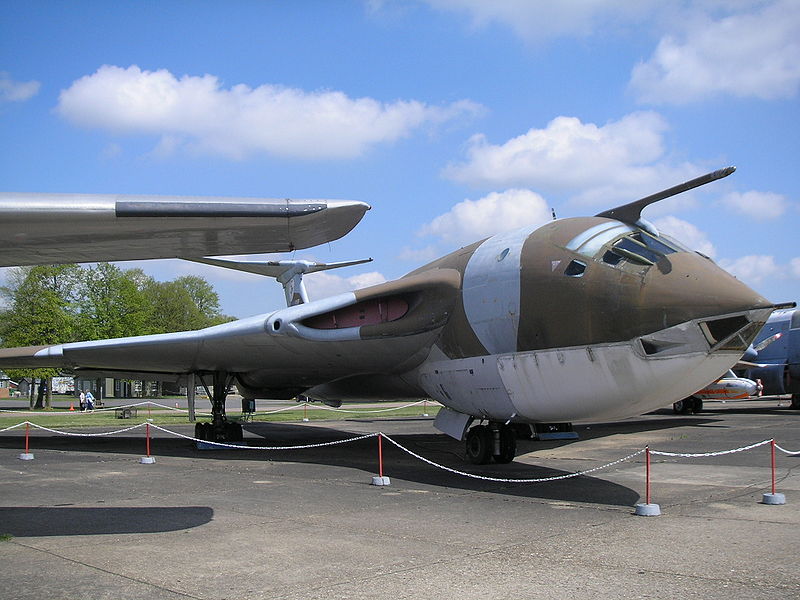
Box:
[0,193,370,266]
[0,269,461,395]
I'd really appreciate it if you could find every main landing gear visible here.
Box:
[673,397,703,414]
[193,371,243,443]
[465,423,516,465]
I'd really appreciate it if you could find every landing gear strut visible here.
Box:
[193,371,243,443]
[465,423,517,465]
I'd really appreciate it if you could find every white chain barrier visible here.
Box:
[3,419,797,485]
[775,443,800,455]
[0,399,436,417]
[380,433,646,483]
[148,423,379,450]
[649,439,773,458]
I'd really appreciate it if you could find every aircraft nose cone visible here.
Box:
[641,252,772,325]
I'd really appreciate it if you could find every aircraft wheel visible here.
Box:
[691,398,703,413]
[225,421,243,442]
[194,422,206,441]
[465,425,492,465]
[493,425,516,464]
[791,394,800,410]
[672,399,692,414]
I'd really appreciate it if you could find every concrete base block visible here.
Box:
[18,453,34,461]
[371,476,391,486]
[634,503,661,516]
[762,492,786,505]
[302,418,310,422]
[139,456,156,464]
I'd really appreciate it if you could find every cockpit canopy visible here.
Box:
[566,220,693,270]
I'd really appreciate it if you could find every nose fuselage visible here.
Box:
[416,217,774,424]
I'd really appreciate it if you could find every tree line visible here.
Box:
[0,263,234,407]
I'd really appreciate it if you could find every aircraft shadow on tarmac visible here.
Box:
[0,411,742,508]
[0,506,214,537]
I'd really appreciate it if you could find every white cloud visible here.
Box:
[398,245,440,263]
[630,0,800,104]
[720,190,788,220]
[423,0,658,42]
[0,72,40,103]
[791,257,800,279]
[444,111,702,205]
[304,270,387,300]
[719,254,786,286]
[652,216,717,258]
[56,65,481,160]
[419,189,552,247]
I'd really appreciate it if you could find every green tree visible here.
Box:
[142,279,207,334]
[0,265,81,408]
[76,263,151,340]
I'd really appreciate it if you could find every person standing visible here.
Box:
[79,390,86,411]
[85,390,95,412]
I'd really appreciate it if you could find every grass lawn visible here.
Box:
[0,403,440,430]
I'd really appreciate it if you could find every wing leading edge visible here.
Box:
[0,193,370,266]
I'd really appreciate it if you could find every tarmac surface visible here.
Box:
[1,399,799,599]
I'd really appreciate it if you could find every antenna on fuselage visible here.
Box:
[551,208,557,220]
[185,257,373,306]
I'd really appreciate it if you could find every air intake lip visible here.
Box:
[700,315,764,352]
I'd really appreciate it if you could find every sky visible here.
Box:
[1,0,798,318]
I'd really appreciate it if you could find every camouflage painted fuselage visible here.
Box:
[396,216,773,424]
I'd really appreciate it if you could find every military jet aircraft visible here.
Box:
[743,308,800,408]
[0,168,786,464]
[0,192,370,265]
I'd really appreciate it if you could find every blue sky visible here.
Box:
[1,0,798,318]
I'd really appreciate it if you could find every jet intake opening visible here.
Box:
[301,296,409,330]
[700,315,763,352]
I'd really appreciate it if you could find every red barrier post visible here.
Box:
[370,433,390,485]
[771,438,776,495]
[378,433,384,478]
[645,445,651,505]
[634,445,660,515]
[140,422,156,463]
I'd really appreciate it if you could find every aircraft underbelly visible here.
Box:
[496,345,733,422]
[420,344,738,423]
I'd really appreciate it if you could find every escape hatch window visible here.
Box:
[564,260,587,277]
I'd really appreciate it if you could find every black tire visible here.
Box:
[691,398,703,413]
[226,421,243,442]
[791,394,800,410]
[194,422,206,441]
[465,425,492,465]
[493,425,516,464]
[672,398,692,414]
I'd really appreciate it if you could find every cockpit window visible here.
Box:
[564,260,587,277]
[567,224,684,269]
[608,231,678,265]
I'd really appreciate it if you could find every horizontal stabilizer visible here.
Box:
[188,257,374,306]
[187,257,372,279]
